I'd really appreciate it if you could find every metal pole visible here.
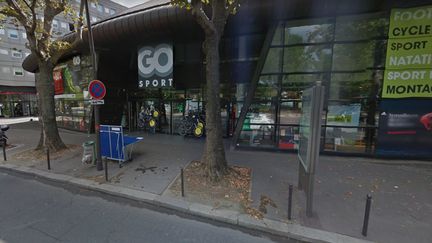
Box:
[362,194,372,236]
[84,0,102,171]
[288,184,293,220]
[46,148,51,170]
[2,140,6,161]
[181,168,185,197]
[306,173,315,217]
[104,158,108,181]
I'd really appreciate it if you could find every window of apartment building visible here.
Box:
[104,7,110,14]
[109,9,116,15]
[2,67,11,73]
[0,49,8,55]
[91,16,98,23]
[22,32,27,39]
[0,28,4,35]
[53,20,59,28]
[97,4,104,12]
[8,29,19,39]
[60,22,68,29]
[11,50,22,58]
[91,2,96,8]
[13,67,24,76]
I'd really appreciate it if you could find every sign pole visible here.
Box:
[84,0,103,171]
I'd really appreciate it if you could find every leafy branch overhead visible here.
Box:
[170,0,240,36]
[0,0,87,63]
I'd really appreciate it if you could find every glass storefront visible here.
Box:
[238,12,389,154]
[0,94,38,117]
[53,55,94,132]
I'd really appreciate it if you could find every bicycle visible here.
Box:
[177,111,205,137]
[138,109,159,133]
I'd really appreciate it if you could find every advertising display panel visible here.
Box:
[377,99,432,157]
[382,5,432,98]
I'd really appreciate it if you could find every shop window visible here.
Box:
[332,42,377,71]
[256,75,279,99]
[279,101,302,124]
[324,127,373,153]
[271,22,284,46]
[285,20,333,45]
[239,100,277,148]
[281,74,318,99]
[283,45,332,72]
[329,71,381,100]
[335,14,388,41]
[278,125,300,150]
[261,47,282,73]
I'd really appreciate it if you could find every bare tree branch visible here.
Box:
[51,0,85,63]
[191,1,216,36]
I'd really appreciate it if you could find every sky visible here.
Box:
[112,0,150,7]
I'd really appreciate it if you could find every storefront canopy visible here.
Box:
[23,0,413,73]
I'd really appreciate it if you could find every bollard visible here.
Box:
[46,147,51,170]
[104,158,108,181]
[181,168,185,197]
[362,194,372,236]
[288,184,293,220]
[2,140,6,161]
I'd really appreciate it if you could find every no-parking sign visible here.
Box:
[88,80,106,100]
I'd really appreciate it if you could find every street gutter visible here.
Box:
[0,162,374,243]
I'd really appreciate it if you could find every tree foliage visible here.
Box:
[0,0,85,64]
[0,0,88,151]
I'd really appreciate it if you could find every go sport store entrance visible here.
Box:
[127,89,233,137]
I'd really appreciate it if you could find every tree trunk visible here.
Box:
[35,62,67,151]
[203,36,228,181]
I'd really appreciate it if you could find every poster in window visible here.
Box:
[377,99,432,157]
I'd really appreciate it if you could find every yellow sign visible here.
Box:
[383,5,432,98]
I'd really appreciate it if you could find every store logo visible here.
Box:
[138,44,173,78]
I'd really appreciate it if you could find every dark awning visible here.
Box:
[23,0,420,73]
[0,85,36,94]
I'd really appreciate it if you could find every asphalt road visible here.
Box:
[0,172,296,243]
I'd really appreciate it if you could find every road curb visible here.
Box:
[0,163,374,243]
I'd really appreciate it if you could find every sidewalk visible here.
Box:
[2,122,431,243]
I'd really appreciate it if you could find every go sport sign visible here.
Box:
[138,44,173,88]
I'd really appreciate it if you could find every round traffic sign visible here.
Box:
[88,80,106,100]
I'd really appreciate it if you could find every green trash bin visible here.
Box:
[82,141,96,165]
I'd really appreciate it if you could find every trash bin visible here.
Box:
[82,141,96,165]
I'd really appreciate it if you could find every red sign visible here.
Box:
[88,80,106,100]
[53,70,64,95]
